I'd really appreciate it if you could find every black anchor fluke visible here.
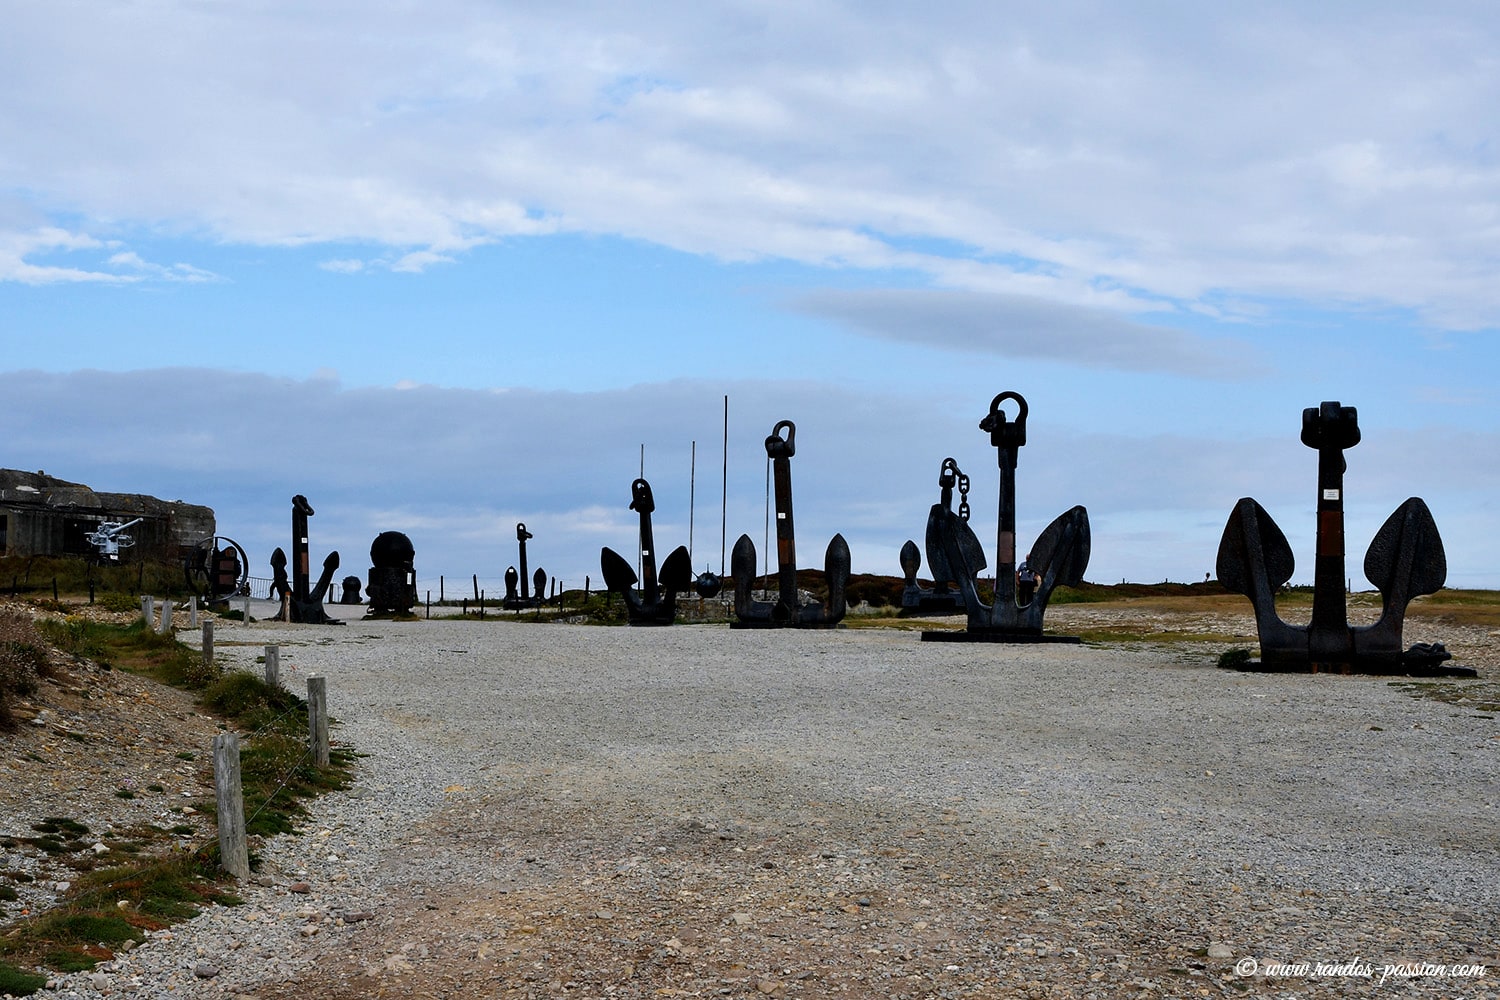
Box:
[1216,401,1470,676]
[922,392,1089,643]
[601,478,695,625]
[731,420,850,628]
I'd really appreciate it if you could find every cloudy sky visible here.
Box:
[2,1,1497,596]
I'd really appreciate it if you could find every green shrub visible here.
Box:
[200,670,302,729]
[0,961,47,996]
[1218,647,1253,669]
[97,592,141,614]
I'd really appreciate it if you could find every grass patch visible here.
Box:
[0,852,243,980]
[37,617,213,687]
[1404,589,1500,628]
[0,963,48,995]
[1389,679,1500,714]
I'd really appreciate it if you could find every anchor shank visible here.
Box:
[994,447,1019,610]
[518,529,531,602]
[292,496,312,604]
[773,453,797,606]
[1304,403,1358,660]
[638,507,659,605]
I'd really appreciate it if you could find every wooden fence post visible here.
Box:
[307,675,329,767]
[264,645,279,687]
[156,600,172,634]
[141,595,153,625]
[202,620,214,671]
[188,596,199,628]
[213,732,250,879]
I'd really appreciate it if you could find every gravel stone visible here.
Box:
[30,610,1500,998]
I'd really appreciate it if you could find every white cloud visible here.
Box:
[3,3,1499,327]
[319,258,367,274]
[0,227,127,284]
[105,250,218,282]
[0,227,217,284]
[390,249,456,273]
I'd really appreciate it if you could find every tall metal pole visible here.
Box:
[721,395,729,577]
[638,444,644,581]
[689,440,696,565]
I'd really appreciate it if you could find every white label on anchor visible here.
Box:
[1322,489,1340,501]
[777,512,786,519]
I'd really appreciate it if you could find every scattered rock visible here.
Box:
[194,963,220,979]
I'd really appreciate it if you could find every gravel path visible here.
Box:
[43,612,1499,998]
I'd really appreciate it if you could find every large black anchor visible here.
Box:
[898,457,974,614]
[601,478,695,625]
[922,392,1089,643]
[1216,401,1469,676]
[730,420,850,628]
[269,494,341,624]
[503,522,548,609]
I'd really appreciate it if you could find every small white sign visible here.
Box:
[777,512,786,519]
[1322,489,1340,501]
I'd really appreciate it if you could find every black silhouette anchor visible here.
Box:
[922,392,1089,643]
[601,478,695,625]
[503,522,547,609]
[730,420,850,627]
[899,457,976,614]
[269,494,341,624]
[1216,401,1469,676]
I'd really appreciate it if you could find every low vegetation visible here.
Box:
[0,555,194,605]
[0,609,353,991]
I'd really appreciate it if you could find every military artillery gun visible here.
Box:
[85,518,142,563]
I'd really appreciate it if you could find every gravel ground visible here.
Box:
[40,608,1499,999]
